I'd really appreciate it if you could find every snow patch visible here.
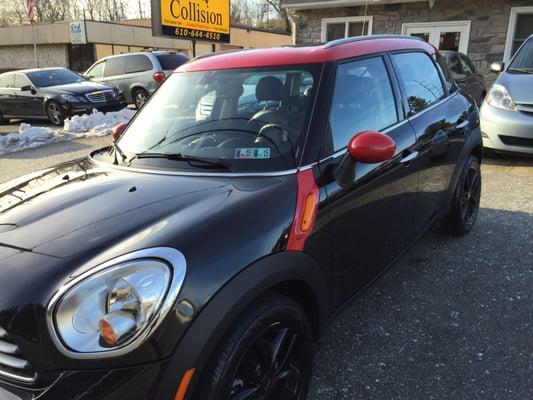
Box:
[0,109,136,155]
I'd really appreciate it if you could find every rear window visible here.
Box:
[391,52,445,116]
[126,55,153,74]
[156,54,189,70]
[0,73,14,88]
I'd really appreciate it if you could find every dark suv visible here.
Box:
[0,36,481,400]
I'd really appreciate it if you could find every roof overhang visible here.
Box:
[282,0,434,11]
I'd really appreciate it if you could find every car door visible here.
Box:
[458,53,485,104]
[390,51,466,233]
[125,54,154,93]
[13,74,45,118]
[102,56,129,102]
[0,73,17,116]
[318,56,419,307]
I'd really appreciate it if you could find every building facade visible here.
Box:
[0,20,292,73]
[283,0,533,84]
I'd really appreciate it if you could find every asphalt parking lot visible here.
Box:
[0,138,531,400]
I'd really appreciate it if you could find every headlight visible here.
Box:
[486,84,516,111]
[47,248,186,359]
[61,94,81,103]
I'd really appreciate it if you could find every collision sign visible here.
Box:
[157,0,230,43]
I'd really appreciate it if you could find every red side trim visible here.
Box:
[287,169,320,252]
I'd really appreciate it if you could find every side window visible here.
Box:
[447,54,463,75]
[87,61,105,79]
[391,52,445,116]
[104,57,127,77]
[14,74,30,89]
[434,53,456,93]
[329,57,398,151]
[126,55,153,74]
[459,54,475,74]
[0,73,14,88]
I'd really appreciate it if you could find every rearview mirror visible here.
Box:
[490,62,504,74]
[335,131,396,187]
[112,122,128,140]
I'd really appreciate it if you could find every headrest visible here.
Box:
[256,76,284,102]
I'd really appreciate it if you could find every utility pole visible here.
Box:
[138,0,144,19]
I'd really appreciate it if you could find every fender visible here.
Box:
[155,251,329,400]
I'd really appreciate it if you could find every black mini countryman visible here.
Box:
[0,36,482,400]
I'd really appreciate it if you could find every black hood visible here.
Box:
[41,81,116,96]
[0,157,295,259]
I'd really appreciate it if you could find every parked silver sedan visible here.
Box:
[480,35,533,155]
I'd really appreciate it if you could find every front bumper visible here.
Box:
[480,102,533,154]
[63,96,127,116]
[0,360,169,400]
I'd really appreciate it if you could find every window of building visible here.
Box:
[329,57,397,151]
[402,21,471,54]
[68,44,95,73]
[504,7,533,62]
[321,16,373,42]
[391,52,445,116]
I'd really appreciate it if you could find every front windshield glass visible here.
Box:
[117,65,319,172]
[26,68,85,87]
[508,38,533,72]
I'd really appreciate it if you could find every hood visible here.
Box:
[42,81,115,96]
[0,157,295,259]
[497,72,533,104]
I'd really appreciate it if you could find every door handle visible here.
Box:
[400,150,418,164]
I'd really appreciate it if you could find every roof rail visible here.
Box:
[191,48,247,62]
[324,34,424,49]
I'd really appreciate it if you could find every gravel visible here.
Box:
[0,140,531,399]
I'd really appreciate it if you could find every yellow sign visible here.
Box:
[160,0,230,42]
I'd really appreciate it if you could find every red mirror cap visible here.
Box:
[112,122,128,140]
[348,131,396,164]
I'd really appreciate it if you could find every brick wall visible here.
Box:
[289,0,532,85]
[0,44,69,72]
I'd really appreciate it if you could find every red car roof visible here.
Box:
[178,36,436,72]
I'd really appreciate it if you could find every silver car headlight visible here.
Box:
[47,248,186,359]
[486,84,516,111]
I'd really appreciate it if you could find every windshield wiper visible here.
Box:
[508,67,533,74]
[112,142,127,164]
[130,152,231,171]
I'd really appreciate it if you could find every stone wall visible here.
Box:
[0,44,69,72]
[289,0,532,85]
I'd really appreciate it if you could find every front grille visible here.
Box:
[86,90,115,103]
[499,135,533,148]
[0,326,36,383]
[516,103,533,114]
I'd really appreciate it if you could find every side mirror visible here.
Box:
[20,85,32,92]
[335,131,396,187]
[112,122,128,140]
[490,62,504,74]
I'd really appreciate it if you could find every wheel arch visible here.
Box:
[155,251,329,400]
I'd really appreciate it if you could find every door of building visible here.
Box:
[402,21,471,54]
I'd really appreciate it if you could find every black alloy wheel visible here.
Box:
[442,154,481,236]
[46,101,65,126]
[196,294,313,400]
[134,89,149,109]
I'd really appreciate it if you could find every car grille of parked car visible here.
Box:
[0,326,36,383]
[499,135,533,149]
[516,103,533,114]
[86,90,115,103]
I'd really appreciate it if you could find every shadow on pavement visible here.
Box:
[309,207,532,400]
[0,140,96,161]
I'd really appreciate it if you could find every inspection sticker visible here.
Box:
[235,148,271,159]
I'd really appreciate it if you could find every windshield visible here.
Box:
[508,38,533,72]
[26,68,85,87]
[117,65,319,172]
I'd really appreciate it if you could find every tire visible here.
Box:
[133,88,149,109]
[441,155,481,236]
[0,109,8,125]
[195,293,314,400]
[46,101,65,126]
